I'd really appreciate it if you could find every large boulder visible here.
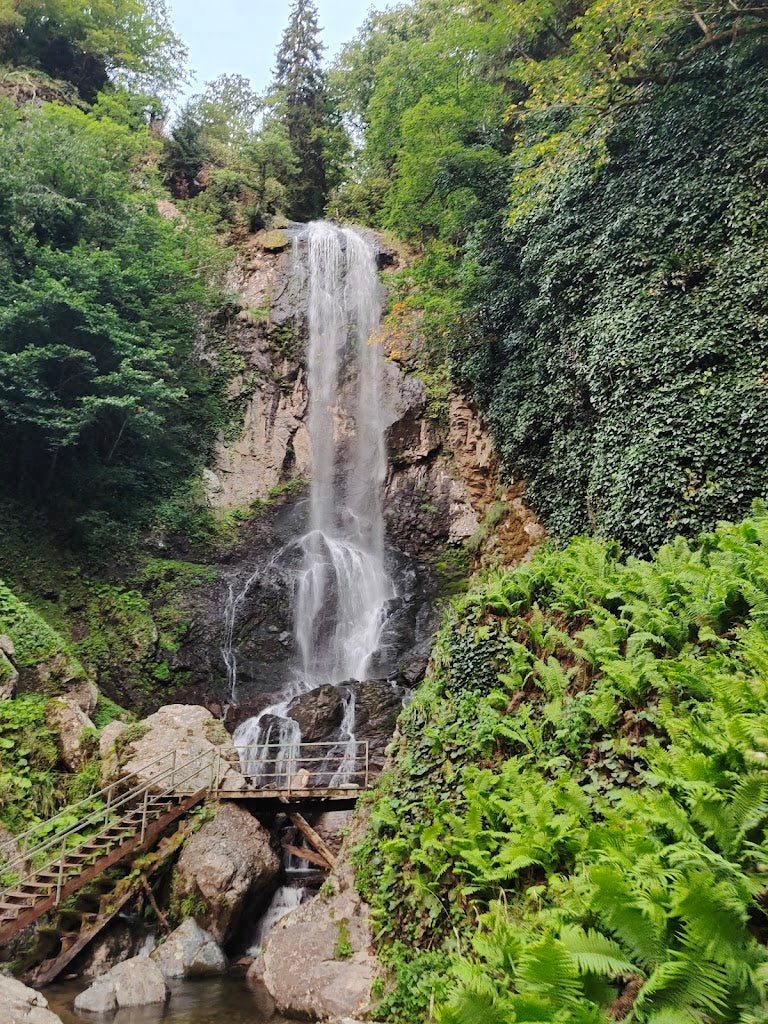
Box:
[151,918,227,978]
[174,802,280,944]
[73,957,168,1014]
[0,977,63,1024]
[287,684,345,741]
[263,888,377,1020]
[45,696,95,771]
[100,704,247,792]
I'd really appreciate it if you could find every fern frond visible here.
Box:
[559,925,641,979]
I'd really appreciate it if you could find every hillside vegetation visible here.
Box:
[358,505,768,1022]
[333,0,768,553]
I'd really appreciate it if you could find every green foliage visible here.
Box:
[334,3,768,556]
[0,98,233,545]
[465,50,768,553]
[0,695,61,831]
[358,505,768,1022]
[0,0,185,100]
[0,579,86,682]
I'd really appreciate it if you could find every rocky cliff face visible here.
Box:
[119,227,543,722]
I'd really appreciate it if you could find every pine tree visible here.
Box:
[272,0,330,220]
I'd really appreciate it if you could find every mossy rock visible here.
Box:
[256,228,290,252]
[0,580,88,692]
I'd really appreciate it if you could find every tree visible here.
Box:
[271,0,332,220]
[0,0,185,100]
[0,99,230,543]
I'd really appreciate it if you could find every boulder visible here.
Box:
[174,802,280,944]
[287,684,345,741]
[263,888,377,1021]
[67,679,99,716]
[0,635,18,701]
[101,704,247,792]
[71,919,155,980]
[151,918,227,978]
[45,697,95,771]
[0,976,63,1024]
[73,956,168,1014]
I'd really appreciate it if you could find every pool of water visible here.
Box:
[46,976,296,1024]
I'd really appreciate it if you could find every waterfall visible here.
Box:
[233,222,395,781]
[249,884,306,952]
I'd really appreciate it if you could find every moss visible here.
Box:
[431,545,470,598]
[334,918,353,959]
[0,580,87,685]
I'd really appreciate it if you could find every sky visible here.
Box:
[165,1,391,101]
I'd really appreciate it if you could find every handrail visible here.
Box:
[0,747,222,895]
[0,750,169,862]
[1,736,372,915]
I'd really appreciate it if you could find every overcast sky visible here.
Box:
[166,1,391,101]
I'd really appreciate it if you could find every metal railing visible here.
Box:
[237,739,370,793]
[1,748,225,908]
[1,738,371,916]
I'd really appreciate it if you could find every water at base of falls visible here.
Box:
[249,884,307,953]
[231,221,396,784]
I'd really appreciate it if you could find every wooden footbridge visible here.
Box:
[0,740,370,980]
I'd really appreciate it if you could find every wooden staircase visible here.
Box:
[0,749,220,949]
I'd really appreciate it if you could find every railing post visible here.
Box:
[140,788,149,844]
[171,750,177,791]
[365,741,370,789]
[213,749,221,796]
[55,840,65,905]
[287,745,294,792]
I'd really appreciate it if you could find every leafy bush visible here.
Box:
[358,504,768,1022]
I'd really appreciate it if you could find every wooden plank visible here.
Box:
[288,812,336,868]
[281,843,332,871]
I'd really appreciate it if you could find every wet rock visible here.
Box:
[263,888,377,1020]
[151,919,227,978]
[71,919,154,980]
[287,685,345,741]
[73,957,168,1014]
[45,697,95,771]
[174,803,280,945]
[351,682,405,770]
[224,694,281,732]
[0,976,63,1024]
[101,704,246,792]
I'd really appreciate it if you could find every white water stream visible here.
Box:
[232,222,395,785]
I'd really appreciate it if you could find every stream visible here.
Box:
[46,977,297,1024]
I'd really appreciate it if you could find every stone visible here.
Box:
[73,919,154,980]
[67,679,99,716]
[73,957,168,1014]
[263,888,377,1021]
[102,704,247,793]
[45,697,95,771]
[256,228,290,252]
[151,918,227,978]
[0,635,17,701]
[0,825,25,878]
[0,976,64,1024]
[174,802,280,944]
[287,684,345,742]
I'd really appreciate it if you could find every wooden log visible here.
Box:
[281,842,332,871]
[287,811,336,868]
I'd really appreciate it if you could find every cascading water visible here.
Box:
[233,222,395,785]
